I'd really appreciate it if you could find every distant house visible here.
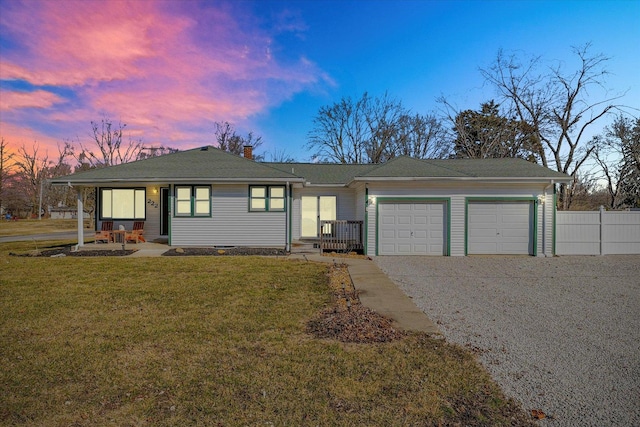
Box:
[49,206,90,220]
[50,146,571,256]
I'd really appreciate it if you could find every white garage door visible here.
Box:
[468,202,532,255]
[379,202,445,255]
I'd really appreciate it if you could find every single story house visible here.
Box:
[49,206,90,220]
[51,145,571,256]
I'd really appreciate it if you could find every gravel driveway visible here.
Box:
[374,255,640,427]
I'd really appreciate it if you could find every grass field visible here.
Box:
[0,240,533,426]
[0,218,91,237]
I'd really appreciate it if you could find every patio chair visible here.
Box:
[125,221,146,243]
[95,221,113,243]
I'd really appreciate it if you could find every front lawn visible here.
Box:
[0,244,532,426]
[0,218,91,237]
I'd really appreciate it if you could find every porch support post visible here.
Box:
[76,187,84,247]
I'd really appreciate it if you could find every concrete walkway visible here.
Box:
[126,243,169,257]
[290,254,440,334]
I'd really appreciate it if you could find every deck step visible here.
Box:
[290,241,319,254]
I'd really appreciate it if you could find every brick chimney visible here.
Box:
[243,145,253,160]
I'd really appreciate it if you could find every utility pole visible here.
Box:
[38,173,43,220]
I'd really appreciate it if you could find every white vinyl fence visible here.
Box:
[556,208,640,255]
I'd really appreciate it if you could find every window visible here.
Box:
[100,188,146,220]
[249,186,286,212]
[175,186,211,217]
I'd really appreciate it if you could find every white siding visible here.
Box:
[171,184,286,247]
[540,193,554,256]
[449,195,466,257]
[354,184,366,222]
[354,184,367,252]
[143,186,162,241]
[367,182,550,257]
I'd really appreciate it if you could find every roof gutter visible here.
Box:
[349,176,573,185]
[51,177,306,186]
[303,183,349,188]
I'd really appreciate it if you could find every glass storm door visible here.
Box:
[301,196,336,238]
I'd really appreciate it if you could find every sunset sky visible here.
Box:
[1,0,639,162]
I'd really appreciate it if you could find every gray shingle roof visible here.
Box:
[358,156,571,180]
[51,146,301,184]
[268,163,376,185]
[51,147,570,186]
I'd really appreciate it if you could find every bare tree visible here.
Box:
[390,113,450,159]
[307,94,368,163]
[0,137,16,215]
[214,121,264,158]
[480,44,625,209]
[13,144,50,217]
[44,146,74,213]
[266,148,296,163]
[65,118,143,168]
[308,92,443,164]
[136,146,179,160]
[445,100,541,161]
[364,92,405,163]
[593,115,640,208]
[7,143,74,218]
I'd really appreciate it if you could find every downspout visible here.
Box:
[168,185,172,246]
[542,180,554,257]
[285,182,291,252]
[75,184,84,248]
[364,185,369,255]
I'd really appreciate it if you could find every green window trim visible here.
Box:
[174,185,211,217]
[249,185,286,212]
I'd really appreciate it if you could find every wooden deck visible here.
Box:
[319,220,364,253]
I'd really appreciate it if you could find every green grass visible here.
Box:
[0,218,91,237]
[0,242,533,426]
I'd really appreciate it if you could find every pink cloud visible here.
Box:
[0,0,172,86]
[0,90,64,111]
[0,0,331,153]
[0,122,64,157]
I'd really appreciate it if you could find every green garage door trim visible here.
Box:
[376,198,451,256]
[465,197,538,255]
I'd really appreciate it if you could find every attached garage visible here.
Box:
[378,200,448,255]
[467,200,535,255]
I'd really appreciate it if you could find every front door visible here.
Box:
[160,187,169,236]
[301,196,336,238]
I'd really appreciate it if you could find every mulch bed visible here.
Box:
[163,247,288,256]
[306,263,405,343]
[10,247,136,257]
[10,246,288,257]
[307,305,405,343]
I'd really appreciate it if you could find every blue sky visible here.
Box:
[1,0,638,162]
